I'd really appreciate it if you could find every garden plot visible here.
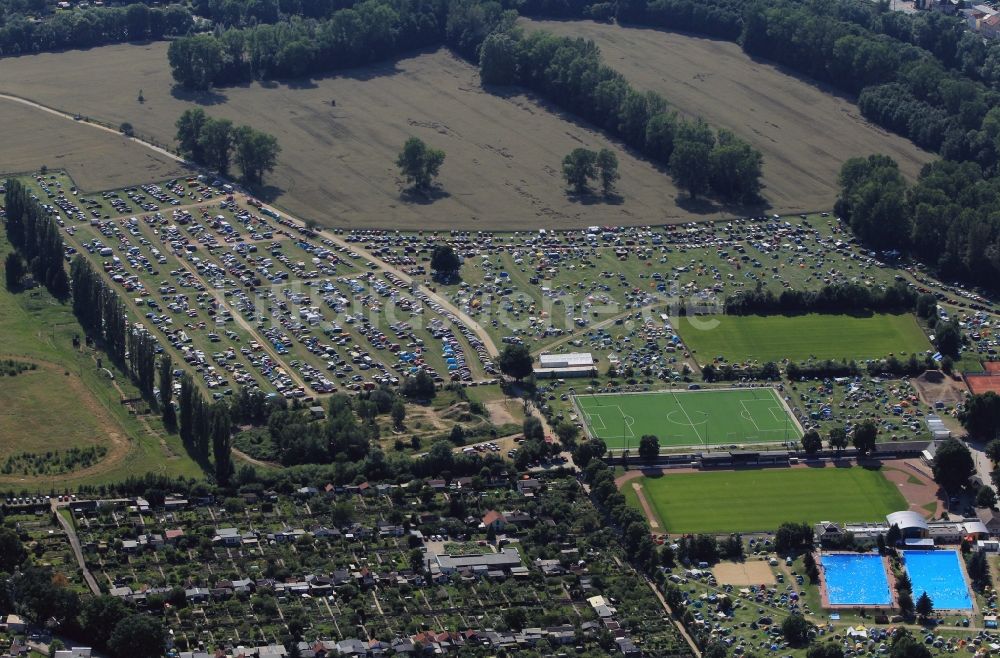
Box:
[68,476,689,653]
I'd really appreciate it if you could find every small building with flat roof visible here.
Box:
[535,352,596,378]
[433,547,522,574]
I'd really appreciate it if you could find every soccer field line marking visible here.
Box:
[616,404,636,439]
[581,402,635,440]
[740,396,790,434]
[739,400,762,432]
[672,390,704,444]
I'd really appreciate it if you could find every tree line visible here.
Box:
[167,0,448,89]
[701,353,937,382]
[175,109,281,186]
[837,155,1000,292]
[0,3,193,56]
[70,256,157,400]
[3,178,70,299]
[723,280,918,315]
[177,373,234,484]
[166,0,763,203]
[480,28,763,202]
[594,0,1000,173]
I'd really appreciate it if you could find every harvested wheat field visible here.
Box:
[522,19,936,210]
[0,96,187,189]
[0,42,742,230]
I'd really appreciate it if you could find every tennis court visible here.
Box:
[574,388,802,449]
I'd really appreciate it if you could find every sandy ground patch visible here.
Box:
[485,399,521,426]
[631,481,660,530]
[0,97,187,189]
[521,19,935,211]
[881,459,943,518]
[712,560,776,586]
[911,370,967,407]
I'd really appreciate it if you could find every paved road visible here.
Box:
[966,439,995,493]
[50,501,100,595]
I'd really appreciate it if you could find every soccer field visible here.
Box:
[574,388,801,449]
[624,468,906,533]
[673,313,929,364]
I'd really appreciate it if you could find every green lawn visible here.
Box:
[574,388,801,449]
[0,366,107,460]
[0,232,205,489]
[674,312,930,364]
[626,467,907,533]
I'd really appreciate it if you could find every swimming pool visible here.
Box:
[821,553,892,606]
[902,550,973,610]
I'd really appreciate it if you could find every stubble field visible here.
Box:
[0,43,706,230]
[522,19,936,211]
[0,96,187,189]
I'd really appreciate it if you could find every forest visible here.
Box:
[0,2,192,54]
[837,154,1000,292]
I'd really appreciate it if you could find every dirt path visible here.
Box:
[644,575,702,658]
[173,254,311,393]
[232,447,280,469]
[631,482,660,530]
[0,92,185,165]
[4,89,502,384]
[613,469,663,530]
[293,220,499,358]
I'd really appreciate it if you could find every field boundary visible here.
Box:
[0,354,130,482]
[618,462,909,534]
[574,386,803,449]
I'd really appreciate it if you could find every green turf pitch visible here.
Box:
[673,312,929,364]
[625,468,906,533]
[574,388,800,449]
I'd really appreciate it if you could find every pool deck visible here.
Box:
[818,551,899,611]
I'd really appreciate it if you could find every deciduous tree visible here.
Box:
[638,434,659,462]
[562,148,597,195]
[397,137,445,191]
[852,420,877,457]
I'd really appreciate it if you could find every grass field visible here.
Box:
[674,313,930,364]
[0,96,187,189]
[524,19,935,210]
[0,364,110,461]
[0,44,714,230]
[575,388,801,449]
[623,467,907,533]
[0,233,203,489]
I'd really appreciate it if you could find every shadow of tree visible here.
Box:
[400,186,450,204]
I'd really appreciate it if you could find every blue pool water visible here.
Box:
[821,553,892,606]
[903,550,973,610]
